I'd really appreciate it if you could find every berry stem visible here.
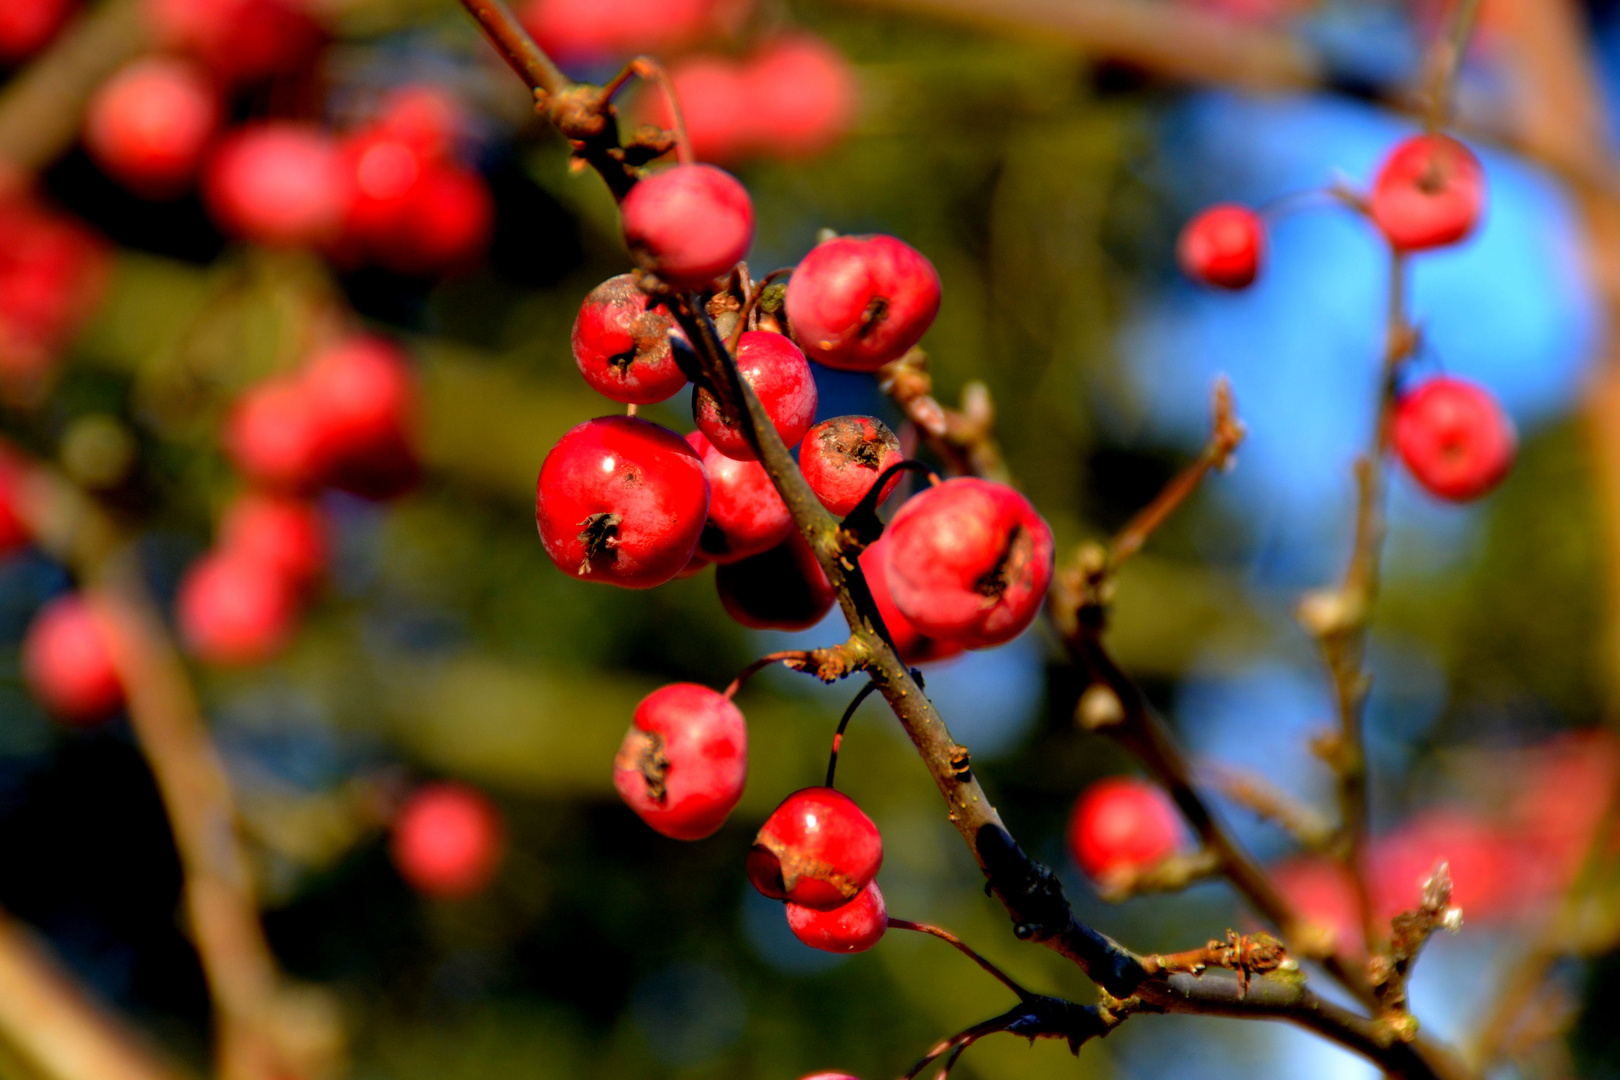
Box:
[621,57,693,165]
[722,650,815,699]
[825,681,878,788]
[728,267,794,352]
[888,919,1033,1001]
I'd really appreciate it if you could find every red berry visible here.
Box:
[1066,777,1182,883]
[715,533,833,630]
[644,57,753,164]
[693,330,817,461]
[799,1075,862,1080]
[1392,376,1515,501]
[391,781,503,899]
[785,879,887,953]
[0,196,110,387]
[798,415,902,517]
[882,478,1054,649]
[143,0,321,84]
[519,0,722,64]
[177,550,297,664]
[535,416,710,589]
[687,431,793,563]
[339,129,430,254]
[373,85,463,160]
[1271,856,1362,953]
[23,595,122,725]
[620,164,753,290]
[0,0,73,63]
[225,378,327,491]
[203,123,351,247]
[613,683,747,840]
[0,447,34,556]
[572,274,689,405]
[375,163,493,276]
[1369,134,1485,252]
[301,335,421,499]
[85,58,220,198]
[784,235,940,372]
[744,36,857,160]
[858,535,962,666]
[218,492,326,591]
[1177,204,1263,289]
[747,786,883,910]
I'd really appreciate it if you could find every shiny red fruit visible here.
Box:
[693,330,816,461]
[858,535,963,666]
[745,36,857,160]
[535,416,710,588]
[203,123,351,247]
[747,786,883,911]
[85,58,220,198]
[784,234,940,372]
[715,533,833,630]
[572,274,688,405]
[1067,777,1182,882]
[391,781,503,899]
[177,551,297,664]
[688,431,792,564]
[0,0,74,63]
[621,164,753,290]
[1369,134,1485,252]
[23,595,122,725]
[302,335,421,499]
[799,415,902,517]
[613,683,747,840]
[1393,376,1515,502]
[143,0,321,84]
[882,478,1054,649]
[786,879,887,953]
[224,378,327,491]
[1177,204,1263,289]
[218,492,326,592]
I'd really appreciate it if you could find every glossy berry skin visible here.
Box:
[883,478,1054,649]
[225,378,327,491]
[218,493,326,592]
[85,58,220,198]
[572,274,689,405]
[613,683,747,840]
[747,786,883,911]
[799,415,902,517]
[786,879,887,953]
[1369,134,1485,252]
[1393,376,1515,501]
[203,123,350,248]
[784,235,940,372]
[535,416,710,589]
[23,596,122,725]
[715,534,834,630]
[1067,777,1182,882]
[688,431,793,563]
[693,331,817,462]
[1177,204,1263,289]
[390,781,503,899]
[620,164,754,289]
[859,535,963,666]
[177,551,297,665]
[746,37,857,160]
[302,335,419,497]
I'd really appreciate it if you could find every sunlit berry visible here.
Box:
[218,492,326,592]
[858,535,962,666]
[715,533,833,630]
[1369,134,1485,252]
[1177,204,1263,289]
[882,478,1053,649]
[799,415,902,517]
[747,786,883,910]
[786,879,887,953]
[745,36,857,160]
[621,163,753,290]
[301,335,421,499]
[85,58,220,198]
[535,416,710,588]
[176,550,297,664]
[572,274,689,405]
[23,595,122,725]
[1067,777,1182,883]
[688,431,793,563]
[519,0,724,64]
[693,330,816,461]
[1392,376,1514,501]
[784,234,939,372]
[391,781,503,899]
[203,123,350,247]
[613,683,747,840]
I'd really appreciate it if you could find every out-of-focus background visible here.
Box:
[1,0,1619,1077]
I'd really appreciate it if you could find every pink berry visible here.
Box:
[715,533,834,630]
[1370,134,1485,252]
[744,36,857,160]
[798,415,902,517]
[0,0,73,63]
[572,274,689,405]
[85,58,220,198]
[374,84,463,160]
[302,335,421,498]
[203,123,351,247]
[23,596,122,725]
[520,0,720,64]
[693,330,817,461]
[613,682,747,840]
[339,128,430,253]
[784,235,940,372]
[858,535,963,666]
[143,0,321,84]
[177,551,297,665]
[1393,376,1515,501]
[218,492,326,591]
[391,781,503,899]
[535,416,710,589]
[1067,777,1182,883]
[799,1075,863,1080]
[747,787,883,911]
[369,163,492,276]
[225,378,327,492]
[882,478,1054,649]
[785,879,887,953]
[643,56,753,164]
[687,431,793,563]
[1177,204,1263,289]
[620,163,753,290]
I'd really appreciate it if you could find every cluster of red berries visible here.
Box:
[1177,133,1516,503]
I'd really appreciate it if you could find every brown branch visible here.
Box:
[1201,762,1335,851]
[1370,864,1461,1039]
[1422,0,1485,131]
[876,350,1008,482]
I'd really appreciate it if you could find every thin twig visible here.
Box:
[888,919,1033,1000]
[827,681,879,788]
[1424,0,1486,132]
[722,650,815,699]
